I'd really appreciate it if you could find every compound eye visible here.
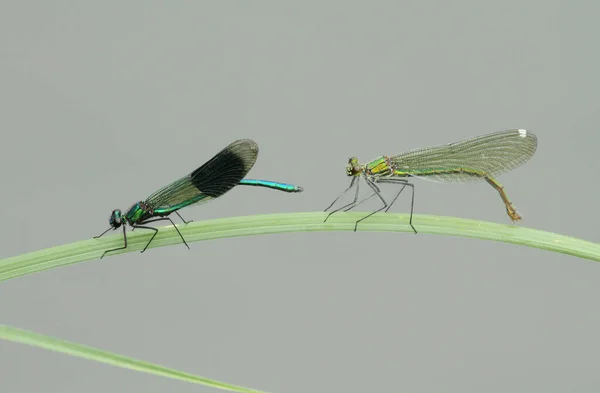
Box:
[109,209,123,228]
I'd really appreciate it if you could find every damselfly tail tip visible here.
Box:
[508,209,522,222]
[295,186,304,193]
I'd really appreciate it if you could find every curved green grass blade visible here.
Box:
[0,325,269,393]
[1,212,599,283]
[2,212,598,391]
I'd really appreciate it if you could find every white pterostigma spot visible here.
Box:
[518,129,527,137]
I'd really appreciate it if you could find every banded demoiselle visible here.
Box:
[95,139,302,258]
[324,129,537,232]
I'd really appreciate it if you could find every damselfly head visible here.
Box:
[109,209,123,229]
[346,157,363,176]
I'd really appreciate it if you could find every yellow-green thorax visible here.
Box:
[346,156,397,178]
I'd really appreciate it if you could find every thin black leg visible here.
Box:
[135,217,190,251]
[99,225,127,259]
[343,191,377,211]
[341,179,383,212]
[175,211,193,224]
[384,184,407,212]
[376,178,417,233]
[343,178,387,211]
[353,178,389,232]
[93,227,112,239]
[131,224,159,253]
[324,177,357,212]
[324,177,360,223]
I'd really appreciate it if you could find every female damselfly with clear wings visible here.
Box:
[324,129,537,232]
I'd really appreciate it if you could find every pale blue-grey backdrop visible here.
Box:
[1,2,599,392]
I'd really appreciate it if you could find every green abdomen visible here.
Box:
[151,194,212,216]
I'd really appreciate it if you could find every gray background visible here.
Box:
[1,2,599,392]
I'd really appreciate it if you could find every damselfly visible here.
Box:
[95,139,302,258]
[324,129,537,232]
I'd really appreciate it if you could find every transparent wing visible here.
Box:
[146,139,259,210]
[391,129,537,183]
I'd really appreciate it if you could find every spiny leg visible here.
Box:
[324,177,360,223]
[99,225,127,259]
[136,217,191,251]
[377,178,417,234]
[353,178,389,232]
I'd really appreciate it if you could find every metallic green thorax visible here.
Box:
[123,202,154,225]
[347,156,397,178]
[365,156,395,177]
